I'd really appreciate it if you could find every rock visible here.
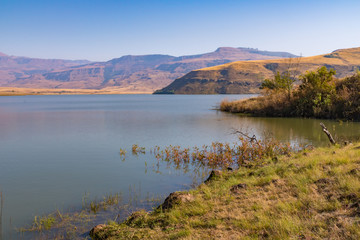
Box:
[89,224,107,239]
[204,170,222,183]
[230,183,247,193]
[159,192,195,211]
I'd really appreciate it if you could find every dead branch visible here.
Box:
[320,122,336,145]
[232,130,259,144]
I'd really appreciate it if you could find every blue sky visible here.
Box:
[0,0,359,61]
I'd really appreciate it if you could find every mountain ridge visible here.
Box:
[0,53,91,86]
[0,47,296,92]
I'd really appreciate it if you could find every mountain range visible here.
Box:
[0,47,296,93]
[155,47,360,94]
[0,52,90,85]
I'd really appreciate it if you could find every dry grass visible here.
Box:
[0,87,152,96]
[94,143,360,239]
[201,47,360,75]
[220,92,291,116]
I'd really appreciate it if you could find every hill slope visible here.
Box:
[155,47,360,94]
[0,48,296,92]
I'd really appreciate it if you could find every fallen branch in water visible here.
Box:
[320,122,336,145]
[232,130,259,144]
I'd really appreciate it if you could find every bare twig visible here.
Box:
[320,122,336,145]
[232,130,259,144]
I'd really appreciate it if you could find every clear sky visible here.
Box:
[0,0,359,61]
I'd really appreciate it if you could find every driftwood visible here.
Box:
[232,130,259,144]
[320,122,336,145]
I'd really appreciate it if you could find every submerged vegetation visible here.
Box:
[19,193,123,238]
[132,144,146,155]
[152,137,292,170]
[92,143,360,239]
[221,67,360,121]
[120,136,292,172]
[19,190,163,239]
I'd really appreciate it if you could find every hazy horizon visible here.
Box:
[1,0,359,61]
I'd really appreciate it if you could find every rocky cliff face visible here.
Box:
[155,47,360,94]
[0,54,90,85]
[0,47,296,92]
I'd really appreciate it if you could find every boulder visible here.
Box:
[159,192,195,211]
[89,224,107,239]
[204,170,222,183]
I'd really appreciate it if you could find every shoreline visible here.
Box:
[0,87,153,96]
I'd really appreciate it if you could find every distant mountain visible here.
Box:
[155,47,360,94]
[0,47,296,92]
[0,53,90,86]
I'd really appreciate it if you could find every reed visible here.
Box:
[151,136,292,170]
[132,144,146,155]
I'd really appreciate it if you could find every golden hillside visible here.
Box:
[155,47,360,94]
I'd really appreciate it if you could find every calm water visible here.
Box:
[1,94,360,238]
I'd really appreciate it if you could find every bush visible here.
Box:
[294,66,336,118]
[221,66,360,121]
[334,72,360,120]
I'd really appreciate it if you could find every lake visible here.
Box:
[1,94,360,239]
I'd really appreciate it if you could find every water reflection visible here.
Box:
[221,114,360,146]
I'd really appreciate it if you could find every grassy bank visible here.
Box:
[91,143,360,239]
[220,68,360,121]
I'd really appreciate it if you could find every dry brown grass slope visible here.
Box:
[156,47,360,94]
